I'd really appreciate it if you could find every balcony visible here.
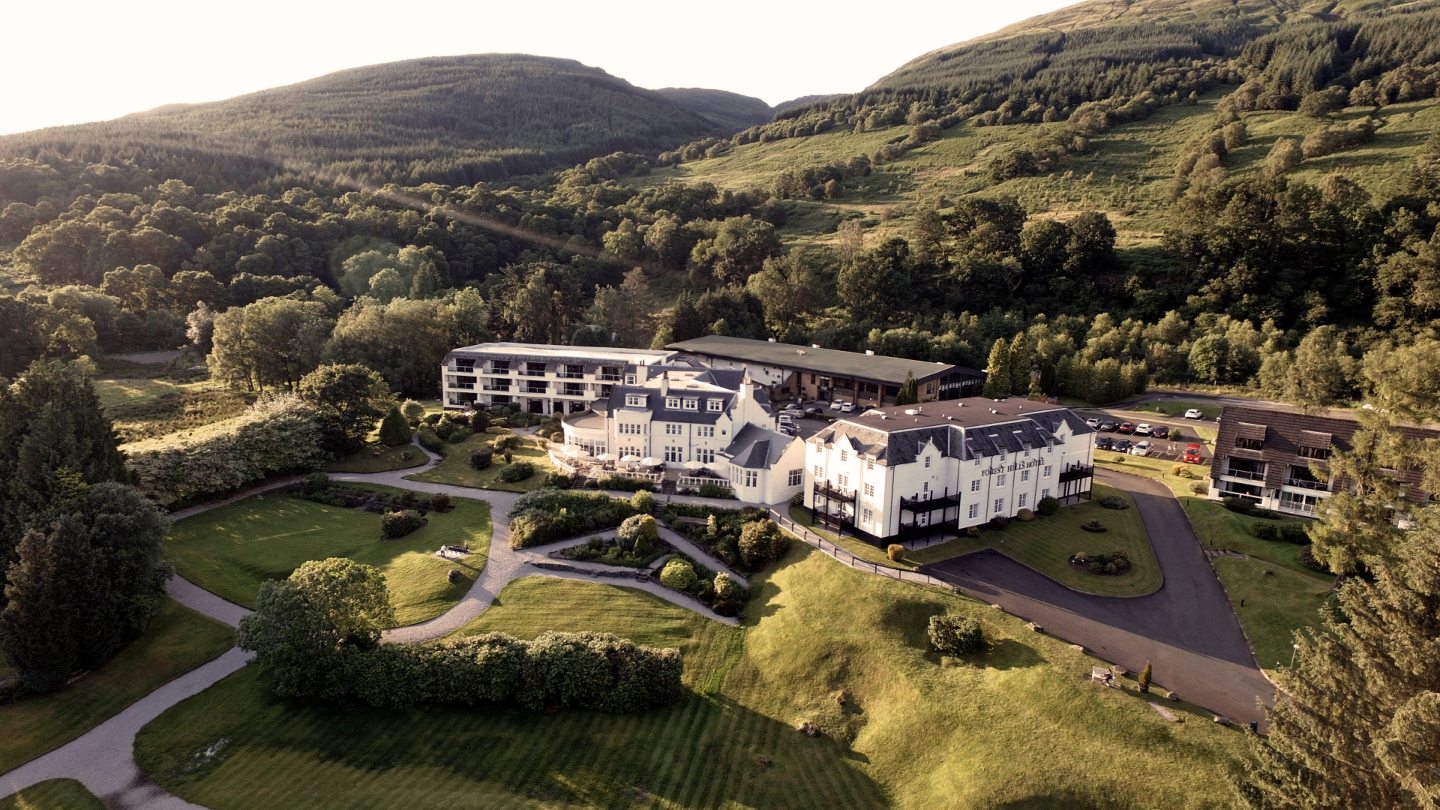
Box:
[812,481,856,503]
[524,386,548,395]
[483,366,511,375]
[519,370,548,378]
[1059,464,1094,483]
[448,382,475,390]
[560,386,588,398]
[598,373,622,382]
[557,370,585,379]
[1284,477,1329,492]
[900,493,961,512]
[1223,466,1266,481]
[481,384,511,392]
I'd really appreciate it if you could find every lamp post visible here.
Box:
[1289,642,1299,669]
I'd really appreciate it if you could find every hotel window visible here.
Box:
[698,448,716,463]
[1298,445,1331,460]
[970,480,980,492]
[923,481,929,493]
[788,469,802,486]
[1044,465,1053,477]
[969,504,979,519]
[997,473,1007,486]
[707,399,723,412]
[1018,493,1028,508]
[683,398,699,411]
[814,465,823,478]
[744,471,758,487]
[665,446,683,462]
[1235,436,1265,451]
[1021,469,1030,482]
[840,450,848,462]
[665,424,683,435]
[924,456,932,468]
[838,474,849,489]
[665,397,680,410]
[866,460,874,471]
[625,374,636,385]
[862,508,873,523]
[993,498,1004,514]
[698,426,714,438]
[1042,488,1051,499]
[864,483,875,497]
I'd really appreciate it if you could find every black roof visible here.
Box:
[666,335,972,386]
[811,398,1090,465]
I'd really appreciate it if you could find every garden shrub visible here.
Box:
[381,509,426,539]
[400,400,426,424]
[416,426,444,453]
[737,520,788,571]
[445,426,473,444]
[630,489,656,514]
[1036,496,1060,516]
[887,544,905,562]
[1189,481,1208,495]
[928,615,986,656]
[428,493,452,512]
[423,413,442,425]
[497,462,535,483]
[469,411,490,432]
[988,516,1010,530]
[1223,497,1276,519]
[1099,495,1129,510]
[594,475,654,492]
[1251,521,1279,541]
[964,526,981,538]
[659,558,697,591]
[1278,523,1310,544]
[698,482,737,499]
[713,572,744,601]
[712,599,742,617]
[508,490,640,549]
[1070,550,1132,575]
[542,471,572,488]
[1299,545,1329,573]
[378,407,412,447]
[302,471,330,494]
[617,514,660,554]
[1016,508,1035,522]
[470,448,493,470]
[489,416,508,428]
[492,434,523,452]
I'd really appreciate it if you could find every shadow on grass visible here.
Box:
[984,637,1045,671]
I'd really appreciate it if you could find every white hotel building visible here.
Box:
[804,398,1096,542]
[441,343,674,415]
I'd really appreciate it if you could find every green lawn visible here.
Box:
[135,549,1246,809]
[0,779,103,810]
[166,485,491,625]
[408,431,556,492]
[786,505,919,570]
[908,484,1161,597]
[325,442,428,473]
[0,599,233,774]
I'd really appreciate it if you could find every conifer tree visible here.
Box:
[378,407,412,447]
[895,371,919,406]
[1007,332,1034,396]
[983,338,1012,398]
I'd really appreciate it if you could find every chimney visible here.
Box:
[738,371,751,402]
[659,371,669,397]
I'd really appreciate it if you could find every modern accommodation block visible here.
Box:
[667,334,984,408]
[441,343,674,415]
[804,398,1096,542]
[1208,405,1437,518]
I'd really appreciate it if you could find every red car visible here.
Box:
[1116,421,1136,434]
[1182,443,1204,464]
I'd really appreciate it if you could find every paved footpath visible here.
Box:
[923,469,1274,725]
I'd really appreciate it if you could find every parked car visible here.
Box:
[839,402,855,413]
[1117,422,1136,434]
[804,405,824,417]
[1095,436,1114,451]
[829,399,845,410]
[1151,425,1170,439]
[778,414,796,428]
[1113,439,1133,453]
[1134,423,1152,436]
[1099,420,1118,432]
[780,406,804,419]
[1085,417,1101,429]
[1130,441,1153,457]
[780,424,799,437]
[1182,443,1204,464]
[1184,408,1204,419]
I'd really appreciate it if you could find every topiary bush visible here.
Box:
[492,434,523,452]
[416,426,444,454]
[445,426,473,444]
[928,614,986,656]
[1099,495,1129,510]
[381,509,426,539]
[428,493,452,512]
[887,544,905,562]
[617,514,659,554]
[400,400,426,425]
[1036,496,1060,516]
[470,448,493,470]
[1016,508,1035,522]
[659,558,697,591]
[378,407,412,447]
[468,411,490,432]
[630,489,656,515]
[712,572,744,602]
[497,462,535,483]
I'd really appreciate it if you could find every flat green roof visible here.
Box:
[666,335,976,386]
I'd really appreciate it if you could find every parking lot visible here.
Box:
[1073,407,1214,465]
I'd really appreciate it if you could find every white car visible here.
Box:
[829,399,845,410]
[1130,441,1152,457]
[778,414,796,427]
[839,402,855,413]
[1085,417,1101,429]
[1184,408,1204,420]
[1133,423,1152,436]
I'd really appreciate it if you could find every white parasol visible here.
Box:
[640,456,663,467]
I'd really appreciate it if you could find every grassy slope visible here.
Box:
[1097,457,1334,673]
[0,780,103,810]
[135,552,1246,809]
[166,484,491,625]
[0,600,233,774]
[638,96,1440,255]
[408,431,556,492]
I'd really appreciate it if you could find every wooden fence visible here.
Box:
[768,510,955,589]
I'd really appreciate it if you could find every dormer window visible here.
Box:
[683,398,698,411]
[625,394,646,408]
[665,397,680,410]
[707,399,723,412]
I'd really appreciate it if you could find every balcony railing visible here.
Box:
[1223,467,1266,481]
[1059,464,1094,483]
[812,481,856,502]
[481,384,510,392]
[448,382,475,390]
[1277,498,1320,516]
[1284,477,1329,492]
[598,374,622,382]
[900,493,961,512]
[560,388,587,398]
[483,366,511,375]
[557,371,584,379]
[524,386,548,395]
[519,370,547,378]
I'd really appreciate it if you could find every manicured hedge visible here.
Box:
[126,395,328,507]
[508,490,640,549]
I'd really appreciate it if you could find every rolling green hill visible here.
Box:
[654,87,775,133]
[0,54,728,188]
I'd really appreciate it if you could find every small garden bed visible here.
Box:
[508,490,645,549]
[655,555,747,617]
[558,536,668,568]
[663,504,785,573]
[1069,551,1132,576]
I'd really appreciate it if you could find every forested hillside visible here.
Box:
[654,88,774,134]
[0,55,727,188]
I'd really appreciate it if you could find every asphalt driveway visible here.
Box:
[923,469,1274,725]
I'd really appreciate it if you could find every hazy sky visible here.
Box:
[2,0,1078,135]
